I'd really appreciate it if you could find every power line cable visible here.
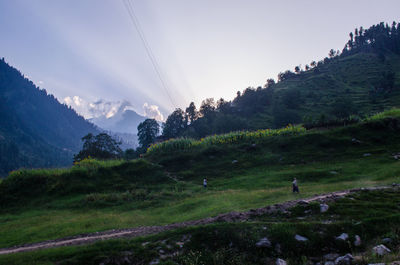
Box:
[122,0,176,109]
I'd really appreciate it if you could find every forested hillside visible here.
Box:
[161,22,400,139]
[0,58,98,176]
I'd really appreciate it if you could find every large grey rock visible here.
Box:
[255,237,271,248]
[320,203,329,213]
[295,234,308,241]
[276,258,287,265]
[354,235,361,246]
[336,233,349,241]
[373,244,391,256]
[334,253,353,265]
[323,253,340,261]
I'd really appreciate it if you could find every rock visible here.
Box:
[373,244,391,256]
[149,259,160,265]
[276,258,287,265]
[354,235,361,246]
[382,237,392,244]
[298,200,309,206]
[323,253,340,261]
[330,171,339,174]
[351,138,362,144]
[325,262,335,265]
[336,233,349,241]
[295,234,308,241]
[255,237,271,248]
[363,153,371,157]
[389,261,400,265]
[232,160,238,164]
[368,263,385,265]
[320,203,329,213]
[334,253,353,265]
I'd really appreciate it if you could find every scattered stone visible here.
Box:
[325,262,335,265]
[363,153,371,157]
[276,258,287,265]
[323,253,340,261]
[295,234,308,242]
[389,261,400,265]
[149,259,160,265]
[368,263,385,265]
[392,152,400,160]
[354,235,361,246]
[320,203,329,213]
[255,237,272,248]
[262,226,267,230]
[351,138,362,144]
[158,249,165,254]
[232,160,238,164]
[304,209,312,214]
[382,237,392,244]
[142,242,149,247]
[330,171,339,174]
[373,244,391,256]
[336,233,349,241]
[334,253,353,265]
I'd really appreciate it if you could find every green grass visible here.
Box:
[0,111,399,251]
[0,189,399,265]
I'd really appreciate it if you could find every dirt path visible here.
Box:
[0,185,394,255]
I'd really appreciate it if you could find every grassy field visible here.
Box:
[0,188,399,264]
[0,110,399,251]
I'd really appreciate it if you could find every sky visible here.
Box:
[1,0,400,120]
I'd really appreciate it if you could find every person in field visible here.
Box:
[203,177,207,188]
[292,177,299,193]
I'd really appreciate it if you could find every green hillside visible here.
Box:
[160,22,400,139]
[0,59,99,177]
[0,109,399,258]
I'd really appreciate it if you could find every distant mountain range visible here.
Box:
[89,104,146,135]
[0,58,99,176]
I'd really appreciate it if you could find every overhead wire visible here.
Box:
[122,0,177,109]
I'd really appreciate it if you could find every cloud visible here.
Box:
[63,96,126,119]
[143,103,164,121]
[63,96,164,122]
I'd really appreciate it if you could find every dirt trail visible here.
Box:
[0,185,394,255]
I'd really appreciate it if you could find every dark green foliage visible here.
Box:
[123,148,138,160]
[0,159,170,208]
[162,108,186,139]
[74,133,122,162]
[137,119,160,149]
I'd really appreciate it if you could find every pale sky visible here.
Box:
[1,0,399,119]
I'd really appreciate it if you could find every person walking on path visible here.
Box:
[203,178,207,188]
[292,177,299,193]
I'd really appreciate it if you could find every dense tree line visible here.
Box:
[157,21,400,141]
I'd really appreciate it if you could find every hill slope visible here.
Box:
[164,22,400,138]
[0,58,98,176]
